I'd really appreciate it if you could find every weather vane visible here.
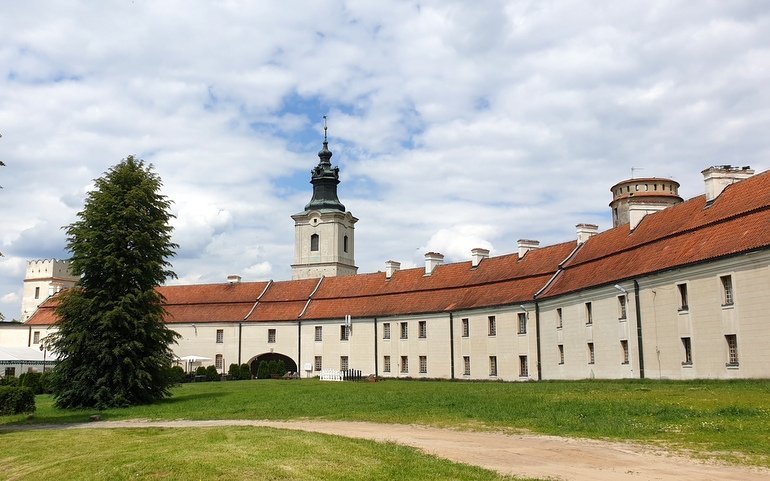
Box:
[323,115,328,142]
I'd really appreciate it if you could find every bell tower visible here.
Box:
[291,120,358,280]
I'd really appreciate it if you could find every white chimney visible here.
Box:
[227,274,242,284]
[517,239,540,258]
[576,224,599,244]
[471,248,490,267]
[702,165,754,203]
[424,252,444,276]
[385,260,401,279]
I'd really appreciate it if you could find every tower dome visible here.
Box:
[610,177,682,228]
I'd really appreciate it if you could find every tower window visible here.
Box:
[343,235,348,253]
[310,234,319,251]
[34,287,40,299]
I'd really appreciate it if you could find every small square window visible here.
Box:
[33,331,41,344]
[488,316,496,336]
[517,312,527,334]
[383,356,391,373]
[314,326,322,342]
[419,356,427,374]
[216,329,224,344]
[268,329,276,343]
[463,356,470,375]
[400,356,408,373]
[383,323,391,340]
[418,321,427,339]
[461,318,469,337]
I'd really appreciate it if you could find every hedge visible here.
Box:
[0,386,36,415]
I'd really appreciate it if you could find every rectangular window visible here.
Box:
[268,329,276,343]
[618,296,627,319]
[215,354,223,370]
[588,342,595,364]
[383,323,391,339]
[585,302,593,325]
[314,326,322,342]
[340,325,350,341]
[33,331,40,344]
[216,329,224,343]
[682,337,692,365]
[314,356,322,371]
[400,356,408,373]
[620,340,629,364]
[340,356,349,371]
[556,308,563,329]
[310,233,319,251]
[461,318,469,337]
[677,284,689,311]
[488,316,496,336]
[400,322,408,339]
[726,335,738,366]
[34,287,40,299]
[418,320,427,338]
[558,344,564,365]
[419,356,427,374]
[519,355,528,377]
[4,367,15,378]
[489,356,498,377]
[463,356,470,375]
[721,275,734,306]
[517,312,527,334]
[383,355,391,373]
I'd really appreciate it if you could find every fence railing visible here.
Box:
[319,369,364,382]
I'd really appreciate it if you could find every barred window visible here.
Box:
[314,356,322,371]
[517,312,527,334]
[461,318,469,337]
[419,356,427,374]
[268,329,276,343]
[488,316,496,336]
[418,321,427,338]
[215,354,223,370]
[463,356,470,375]
[216,329,224,343]
[489,356,497,377]
[519,355,528,377]
[315,326,322,342]
[383,356,391,373]
[400,356,408,373]
[340,356,349,371]
[383,323,391,339]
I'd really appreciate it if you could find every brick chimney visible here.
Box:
[576,224,598,244]
[471,248,490,267]
[702,165,754,203]
[385,260,401,279]
[424,252,444,276]
[517,239,540,258]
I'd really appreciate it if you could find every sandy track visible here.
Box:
[3,419,769,481]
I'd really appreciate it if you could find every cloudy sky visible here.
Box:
[2,1,769,321]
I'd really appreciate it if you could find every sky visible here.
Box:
[2,1,770,321]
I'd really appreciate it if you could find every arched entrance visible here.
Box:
[248,352,298,377]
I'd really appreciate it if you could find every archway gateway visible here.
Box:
[248,352,298,376]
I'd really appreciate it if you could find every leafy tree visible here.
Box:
[277,359,286,376]
[228,363,241,380]
[205,365,220,382]
[48,156,179,409]
[257,360,269,379]
[239,363,252,380]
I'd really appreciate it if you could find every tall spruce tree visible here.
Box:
[49,156,179,408]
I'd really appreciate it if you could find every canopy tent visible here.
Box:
[0,345,58,376]
[177,355,212,373]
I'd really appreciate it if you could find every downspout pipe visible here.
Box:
[238,322,243,365]
[633,280,645,379]
[535,302,542,380]
[297,320,302,377]
[449,312,455,380]
[373,317,378,378]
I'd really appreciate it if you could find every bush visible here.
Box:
[257,360,269,379]
[228,363,241,380]
[268,360,279,377]
[195,366,207,376]
[277,360,286,376]
[205,365,220,382]
[240,363,252,380]
[19,372,44,395]
[0,386,36,415]
[167,366,186,385]
[0,376,18,387]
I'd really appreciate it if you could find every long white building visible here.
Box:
[17,142,770,381]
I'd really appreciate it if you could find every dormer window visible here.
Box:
[310,234,319,251]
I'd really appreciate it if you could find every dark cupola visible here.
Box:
[304,120,345,212]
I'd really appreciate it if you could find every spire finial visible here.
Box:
[323,115,328,143]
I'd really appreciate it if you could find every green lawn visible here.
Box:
[3,378,770,466]
[0,427,530,481]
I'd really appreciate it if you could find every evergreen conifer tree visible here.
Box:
[49,156,179,408]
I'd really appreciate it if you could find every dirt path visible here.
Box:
[3,419,769,481]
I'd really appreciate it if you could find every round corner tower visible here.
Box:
[610,177,683,228]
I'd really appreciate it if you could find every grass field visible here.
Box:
[2,378,769,467]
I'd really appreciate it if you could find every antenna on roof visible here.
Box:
[631,167,644,178]
[323,115,328,142]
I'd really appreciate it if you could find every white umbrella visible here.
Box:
[179,355,212,373]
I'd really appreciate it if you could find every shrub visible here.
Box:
[240,363,252,380]
[0,386,36,415]
[277,360,286,376]
[195,366,207,376]
[268,360,279,377]
[205,365,220,382]
[257,360,269,379]
[228,363,241,380]
[0,376,18,387]
[20,372,43,395]
[167,366,186,384]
